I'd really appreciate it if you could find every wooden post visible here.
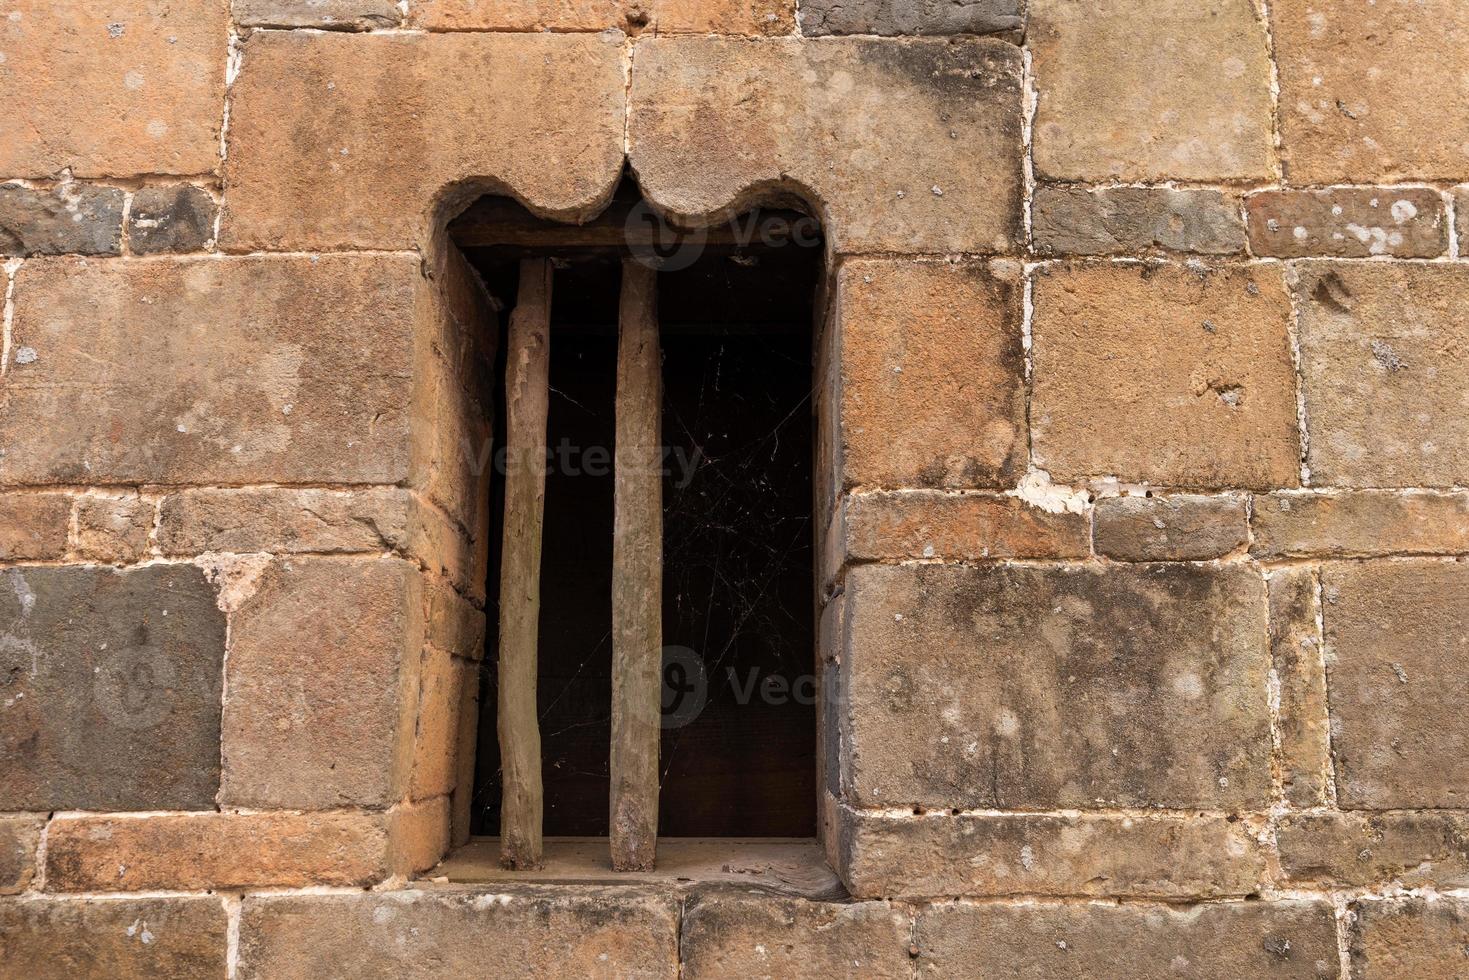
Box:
[497,258,552,870]
[610,259,663,871]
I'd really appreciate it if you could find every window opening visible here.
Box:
[457,181,821,869]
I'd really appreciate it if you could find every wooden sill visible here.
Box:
[423,837,844,899]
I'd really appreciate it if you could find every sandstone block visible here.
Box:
[126,184,216,254]
[681,891,912,979]
[2,255,417,486]
[1458,187,1469,255]
[409,644,463,801]
[1267,568,1331,808]
[1295,262,1469,488]
[833,803,1267,900]
[451,659,481,847]
[916,899,1339,978]
[801,0,1021,37]
[0,815,42,895]
[0,492,71,560]
[387,796,451,876]
[412,0,794,33]
[73,493,153,564]
[1092,493,1249,561]
[842,490,1089,564]
[426,577,486,659]
[158,487,410,556]
[44,811,391,892]
[0,565,224,811]
[841,563,1271,810]
[630,37,1024,254]
[1032,185,1246,256]
[1279,812,1469,890]
[222,32,625,250]
[0,897,228,978]
[237,888,679,979]
[1247,188,1447,259]
[1323,560,1469,809]
[234,0,400,28]
[0,182,124,256]
[1273,0,1469,183]
[1031,261,1300,489]
[222,558,419,809]
[837,260,1025,490]
[1030,0,1274,181]
[1252,491,1469,559]
[0,1,227,177]
[1350,897,1469,980]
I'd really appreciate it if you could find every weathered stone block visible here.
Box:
[450,660,480,847]
[2,256,417,486]
[222,31,626,250]
[44,811,391,892]
[73,493,153,564]
[0,815,42,895]
[0,492,71,560]
[1295,262,1469,488]
[237,888,680,979]
[222,557,419,809]
[916,899,1339,978]
[426,577,486,659]
[681,891,912,979]
[1032,185,1246,256]
[234,0,401,29]
[630,37,1024,254]
[1273,0,1469,183]
[1324,560,1469,809]
[842,490,1089,564]
[0,1,227,178]
[1268,568,1331,808]
[834,803,1267,900]
[409,643,463,801]
[837,259,1025,489]
[1458,187,1469,256]
[0,897,228,978]
[0,182,124,256]
[1092,493,1249,561]
[1253,491,1469,559]
[801,0,1021,37]
[1030,0,1274,181]
[1351,897,1469,980]
[126,184,216,255]
[158,487,410,556]
[0,565,224,811]
[387,795,451,876]
[1031,261,1300,489]
[412,0,794,33]
[1279,812,1469,890]
[842,563,1271,810]
[1247,188,1447,258]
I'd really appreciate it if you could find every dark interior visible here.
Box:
[460,185,821,838]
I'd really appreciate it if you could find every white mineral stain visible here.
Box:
[1011,469,1090,515]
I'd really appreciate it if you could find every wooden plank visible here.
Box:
[497,258,552,870]
[610,259,664,872]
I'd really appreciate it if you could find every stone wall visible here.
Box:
[2,1,1467,976]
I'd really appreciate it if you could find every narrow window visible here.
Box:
[458,181,821,867]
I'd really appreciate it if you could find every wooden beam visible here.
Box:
[497,258,552,870]
[449,194,815,257]
[610,259,664,872]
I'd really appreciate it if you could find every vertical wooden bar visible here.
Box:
[497,258,552,870]
[610,259,663,871]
